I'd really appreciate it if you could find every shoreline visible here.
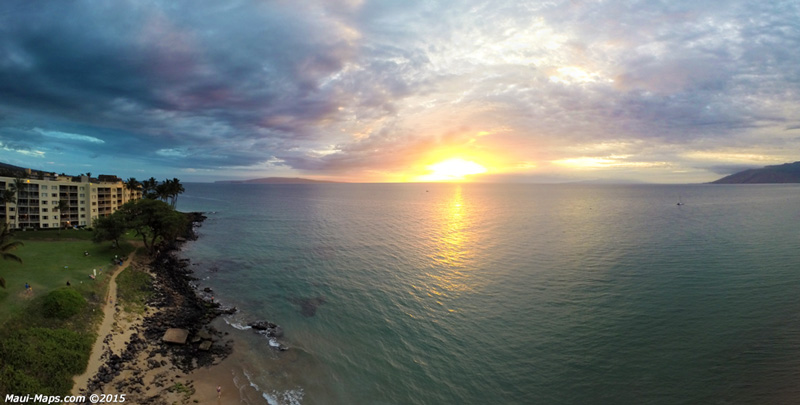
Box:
[72,212,245,404]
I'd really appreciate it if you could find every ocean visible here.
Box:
[177,183,800,404]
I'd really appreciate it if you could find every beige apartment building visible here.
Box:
[0,171,142,230]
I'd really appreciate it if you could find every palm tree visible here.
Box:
[11,177,25,197]
[168,178,185,208]
[11,178,26,229]
[142,177,158,199]
[0,188,15,223]
[0,220,23,288]
[56,200,70,231]
[155,181,170,203]
[125,177,142,201]
[0,189,15,205]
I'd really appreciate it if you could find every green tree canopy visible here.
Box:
[92,212,127,248]
[116,199,187,254]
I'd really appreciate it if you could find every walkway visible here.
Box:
[71,252,137,395]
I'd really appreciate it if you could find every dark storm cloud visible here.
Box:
[0,0,367,170]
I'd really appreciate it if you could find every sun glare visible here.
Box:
[416,158,487,182]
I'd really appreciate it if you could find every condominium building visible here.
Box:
[0,171,142,230]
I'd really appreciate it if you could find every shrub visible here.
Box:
[0,328,91,396]
[116,268,154,314]
[42,288,86,319]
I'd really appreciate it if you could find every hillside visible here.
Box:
[214,177,339,184]
[711,161,800,184]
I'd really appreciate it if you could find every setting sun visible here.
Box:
[416,158,487,182]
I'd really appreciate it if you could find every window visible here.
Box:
[42,201,48,205]
[92,209,96,213]
[9,216,14,220]
[80,194,85,197]
[52,193,57,197]
[80,214,85,218]
[42,208,48,212]
[9,207,14,212]
[53,215,58,219]
[41,185,47,190]
[42,216,48,220]
[80,207,85,211]
[42,224,48,228]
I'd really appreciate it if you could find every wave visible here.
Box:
[242,369,305,405]
[223,317,253,331]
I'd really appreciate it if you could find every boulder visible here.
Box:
[248,321,273,330]
[162,328,189,344]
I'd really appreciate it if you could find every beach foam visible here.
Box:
[224,317,253,331]
[240,369,304,405]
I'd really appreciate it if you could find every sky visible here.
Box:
[1,0,799,183]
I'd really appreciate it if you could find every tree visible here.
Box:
[155,182,170,203]
[167,178,184,208]
[1,188,16,225]
[125,177,141,197]
[11,177,25,198]
[9,178,25,228]
[0,220,23,289]
[56,200,69,231]
[116,199,187,254]
[92,212,127,248]
[141,177,159,199]
[0,189,15,205]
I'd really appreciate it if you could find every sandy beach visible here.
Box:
[70,214,247,405]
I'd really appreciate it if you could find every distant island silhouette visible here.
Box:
[215,177,340,184]
[711,161,800,184]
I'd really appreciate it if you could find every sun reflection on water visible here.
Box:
[426,185,476,297]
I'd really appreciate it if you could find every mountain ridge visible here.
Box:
[711,161,800,184]
[214,177,340,184]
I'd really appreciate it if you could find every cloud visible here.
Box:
[0,141,45,158]
[0,0,799,181]
[35,128,104,144]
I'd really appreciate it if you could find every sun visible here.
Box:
[416,158,488,182]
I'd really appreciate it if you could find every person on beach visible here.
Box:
[217,385,221,398]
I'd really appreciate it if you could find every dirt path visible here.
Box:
[71,253,137,395]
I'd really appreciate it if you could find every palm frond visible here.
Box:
[1,253,22,263]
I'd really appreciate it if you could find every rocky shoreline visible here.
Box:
[77,212,235,404]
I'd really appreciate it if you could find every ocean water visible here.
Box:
[177,183,800,404]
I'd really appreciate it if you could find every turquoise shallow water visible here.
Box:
[178,183,800,404]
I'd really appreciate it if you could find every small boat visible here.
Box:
[676,195,684,206]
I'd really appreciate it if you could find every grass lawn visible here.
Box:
[0,233,137,323]
[0,231,144,396]
[11,227,141,242]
